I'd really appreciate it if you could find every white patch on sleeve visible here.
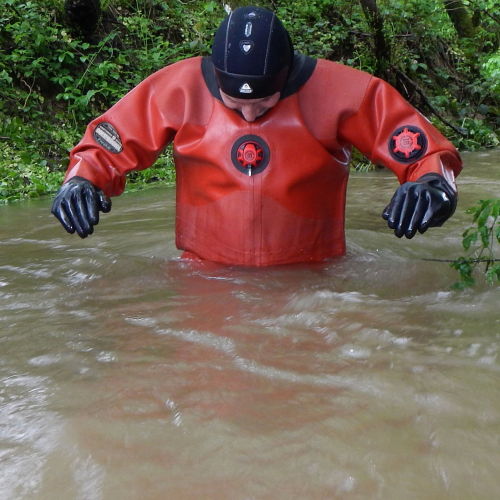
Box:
[93,122,123,154]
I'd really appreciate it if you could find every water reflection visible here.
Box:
[0,150,499,499]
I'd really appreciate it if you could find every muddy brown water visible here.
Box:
[0,149,499,499]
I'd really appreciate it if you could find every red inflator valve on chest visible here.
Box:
[231,134,270,176]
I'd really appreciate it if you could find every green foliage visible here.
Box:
[481,52,500,94]
[451,199,500,288]
[0,142,64,201]
[0,0,225,201]
[0,115,78,202]
[0,0,498,203]
[125,150,176,192]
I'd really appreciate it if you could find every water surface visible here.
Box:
[1,150,499,499]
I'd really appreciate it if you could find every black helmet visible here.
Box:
[211,6,293,99]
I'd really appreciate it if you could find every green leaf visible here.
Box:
[479,226,490,248]
[485,264,500,286]
[462,229,478,250]
[491,201,500,218]
[477,204,491,228]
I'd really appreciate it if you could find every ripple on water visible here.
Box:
[340,345,372,359]
[28,354,63,367]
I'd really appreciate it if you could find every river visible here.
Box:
[0,149,498,499]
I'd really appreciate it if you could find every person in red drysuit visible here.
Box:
[51,6,462,266]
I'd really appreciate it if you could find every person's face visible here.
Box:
[220,90,281,122]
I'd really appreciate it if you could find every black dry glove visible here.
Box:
[51,176,111,238]
[382,173,457,239]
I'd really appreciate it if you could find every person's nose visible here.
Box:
[240,104,259,122]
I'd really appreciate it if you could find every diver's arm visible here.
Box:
[339,76,461,237]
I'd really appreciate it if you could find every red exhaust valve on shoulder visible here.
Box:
[389,125,427,162]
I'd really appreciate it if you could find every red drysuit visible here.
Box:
[65,56,462,266]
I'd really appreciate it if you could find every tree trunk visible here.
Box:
[359,0,391,80]
[443,0,476,38]
[64,0,101,40]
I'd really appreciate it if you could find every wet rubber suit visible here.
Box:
[52,54,462,266]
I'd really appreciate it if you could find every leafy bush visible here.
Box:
[0,0,498,204]
[0,0,218,201]
[451,199,500,288]
[0,142,63,201]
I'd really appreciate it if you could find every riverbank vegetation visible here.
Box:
[0,1,498,285]
[1,0,498,200]
[451,198,500,288]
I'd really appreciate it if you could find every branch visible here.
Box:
[443,0,476,38]
[422,258,499,263]
[359,0,391,78]
[483,10,500,24]
[394,68,467,136]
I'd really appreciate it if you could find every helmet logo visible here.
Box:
[239,83,253,94]
[240,40,254,54]
[245,22,253,37]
